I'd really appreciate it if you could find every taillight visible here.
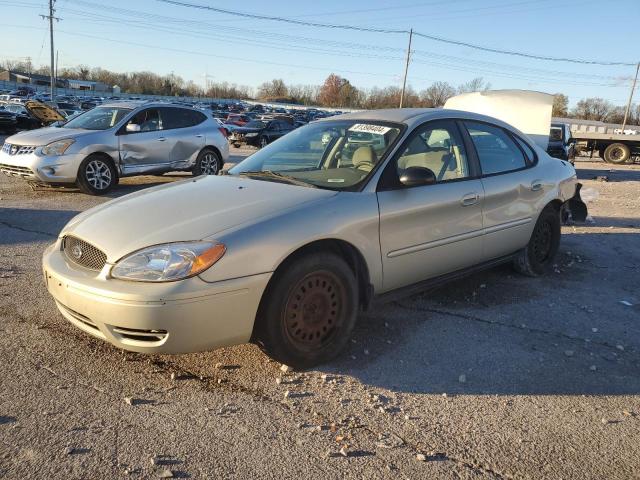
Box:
[218,127,228,138]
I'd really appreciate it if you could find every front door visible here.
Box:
[119,108,172,171]
[377,120,484,292]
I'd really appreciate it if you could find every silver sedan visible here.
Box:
[42,108,585,368]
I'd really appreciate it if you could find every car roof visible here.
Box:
[317,107,525,133]
[98,101,202,111]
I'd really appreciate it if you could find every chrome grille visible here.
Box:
[0,163,34,177]
[62,236,107,271]
[2,143,37,155]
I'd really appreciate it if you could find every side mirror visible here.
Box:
[126,123,141,133]
[399,167,437,187]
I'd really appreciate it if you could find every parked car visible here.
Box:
[80,101,98,111]
[0,101,229,194]
[2,100,65,130]
[547,122,576,163]
[225,113,251,127]
[0,106,17,133]
[229,119,295,148]
[41,108,586,368]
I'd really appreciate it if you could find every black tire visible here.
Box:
[259,136,268,149]
[603,143,631,164]
[513,207,561,277]
[76,154,117,195]
[253,252,358,369]
[192,148,222,176]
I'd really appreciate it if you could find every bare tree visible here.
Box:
[572,97,615,122]
[457,77,491,94]
[420,81,455,107]
[257,79,288,100]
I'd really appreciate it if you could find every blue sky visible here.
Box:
[2,0,639,106]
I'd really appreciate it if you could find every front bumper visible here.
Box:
[42,241,272,354]
[0,148,84,183]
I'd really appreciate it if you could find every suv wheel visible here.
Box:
[193,148,222,176]
[513,206,561,276]
[76,155,117,195]
[253,252,358,369]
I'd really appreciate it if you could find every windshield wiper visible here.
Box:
[236,170,317,188]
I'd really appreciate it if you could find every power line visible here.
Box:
[58,1,632,85]
[154,0,637,66]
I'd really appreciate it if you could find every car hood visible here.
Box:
[25,100,65,124]
[230,126,263,134]
[61,175,337,263]
[5,127,98,146]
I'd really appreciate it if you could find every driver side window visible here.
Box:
[127,109,161,132]
[396,121,469,183]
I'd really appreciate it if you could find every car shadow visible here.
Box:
[320,231,640,395]
[0,207,79,245]
[577,167,640,183]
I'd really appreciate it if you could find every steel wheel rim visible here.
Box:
[200,153,219,175]
[532,220,552,263]
[610,147,624,161]
[85,159,111,190]
[284,271,345,351]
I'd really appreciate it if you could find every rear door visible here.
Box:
[461,121,544,260]
[118,108,168,169]
[377,120,485,292]
[158,107,206,165]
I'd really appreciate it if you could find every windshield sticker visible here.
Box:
[348,124,392,135]
[327,178,345,183]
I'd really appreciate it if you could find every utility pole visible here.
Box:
[55,50,59,81]
[621,62,640,133]
[26,56,32,85]
[399,28,413,109]
[40,0,60,99]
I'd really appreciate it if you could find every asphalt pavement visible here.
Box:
[0,139,639,479]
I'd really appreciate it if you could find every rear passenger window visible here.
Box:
[465,122,527,175]
[160,108,206,130]
[513,136,536,164]
[395,121,469,183]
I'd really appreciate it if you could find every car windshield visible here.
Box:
[63,106,131,130]
[229,120,402,190]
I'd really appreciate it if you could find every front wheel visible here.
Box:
[76,155,117,195]
[259,136,268,149]
[253,252,358,369]
[513,207,561,277]
[192,148,222,176]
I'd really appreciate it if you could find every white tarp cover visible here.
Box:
[444,90,553,150]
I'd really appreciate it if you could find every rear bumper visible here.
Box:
[43,242,272,354]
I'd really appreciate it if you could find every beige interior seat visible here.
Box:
[352,146,378,172]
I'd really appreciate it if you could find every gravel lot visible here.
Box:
[0,135,639,479]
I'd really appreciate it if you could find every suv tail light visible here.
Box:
[218,127,228,138]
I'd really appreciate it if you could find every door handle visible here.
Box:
[461,193,479,206]
[158,137,166,142]
[195,134,204,138]
[531,180,543,191]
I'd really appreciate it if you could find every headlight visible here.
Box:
[111,241,226,282]
[41,139,75,156]
[244,132,258,137]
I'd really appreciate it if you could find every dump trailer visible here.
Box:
[552,117,640,164]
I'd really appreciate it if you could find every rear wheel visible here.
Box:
[76,154,117,195]
[513,207,561,276]
[253,252,358,369]
[603,143,631,164]
[192,148,222,176]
